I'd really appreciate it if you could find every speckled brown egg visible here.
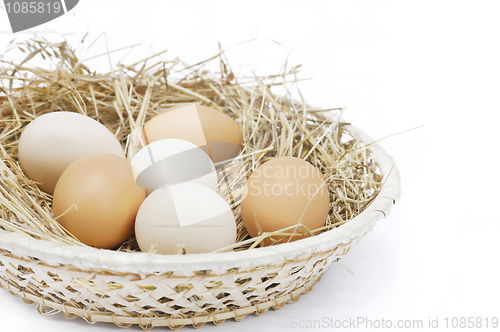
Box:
[53,153,146,249]
[241,157,330,245]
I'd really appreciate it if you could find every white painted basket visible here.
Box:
[0,123,400,329]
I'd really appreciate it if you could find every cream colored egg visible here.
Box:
[135,182,236,254]
[18,112,125,194]
[130,138,217,193]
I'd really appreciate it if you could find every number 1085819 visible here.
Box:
[5,1,62,14]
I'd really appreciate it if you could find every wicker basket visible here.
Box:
[0,123,400,329]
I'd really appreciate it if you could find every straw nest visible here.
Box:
[0,38,383,253]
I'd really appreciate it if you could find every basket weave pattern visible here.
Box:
[0,239,358,328]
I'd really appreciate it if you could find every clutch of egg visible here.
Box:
[20,105,329,253]
[21,105,242,253]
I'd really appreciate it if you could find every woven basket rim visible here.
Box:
[0,122,401,274]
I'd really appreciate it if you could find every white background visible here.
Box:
[1,1,499,331]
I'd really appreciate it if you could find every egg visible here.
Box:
[135,182,236,254]
[143,104,244,163]
[53,153,146,249]
[18,112,125,194]
[130,138,217,193]
[241,157,330,245]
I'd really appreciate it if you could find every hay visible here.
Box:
[0,37,382,252]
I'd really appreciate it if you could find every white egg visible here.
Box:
[135,182,236,254]
[130,138,217,193]
[18,112,125,194]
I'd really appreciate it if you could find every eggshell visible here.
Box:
[18,112,125,194]
[143,104,244,163]
[135,182,236,254]
[53,153,146,249]
[130,138,217,193]
[241,157,330,245]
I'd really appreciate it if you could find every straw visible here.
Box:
[0,37,382,252]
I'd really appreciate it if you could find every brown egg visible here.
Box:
[241,157,330,245]
[53,153,146,249]
[143,104,244,163]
